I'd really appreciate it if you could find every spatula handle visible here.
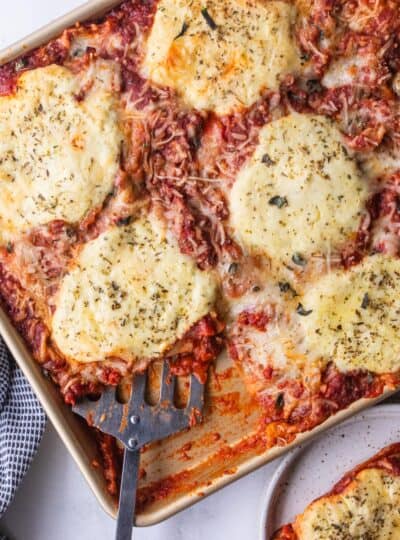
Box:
[115,448,140,540]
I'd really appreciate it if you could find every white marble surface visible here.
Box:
[0,3,282,539]
[2,425,280,540]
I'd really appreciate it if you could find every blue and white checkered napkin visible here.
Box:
[0,338,46,517]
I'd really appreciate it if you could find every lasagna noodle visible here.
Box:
[51,215,217,364]
[143,0,300,114]
[229,113,369,266]
[0,63,123,243]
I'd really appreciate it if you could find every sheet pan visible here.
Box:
[0,1,398,526]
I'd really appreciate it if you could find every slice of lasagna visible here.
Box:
[272,443,400,540]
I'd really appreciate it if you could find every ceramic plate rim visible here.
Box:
[258,402,400,540]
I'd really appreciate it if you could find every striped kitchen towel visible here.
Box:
[0,338,46,516]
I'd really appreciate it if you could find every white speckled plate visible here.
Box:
[259,403,400,540]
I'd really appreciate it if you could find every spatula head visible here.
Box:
[73,362,205,450]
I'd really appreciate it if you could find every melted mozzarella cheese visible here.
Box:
[230,114,369,266]
[300,254,400,373]
[52,215,217,363]
[322,54,372,88]
[0,63,122,242]
[143,0,300,114]
[295,469,400,539]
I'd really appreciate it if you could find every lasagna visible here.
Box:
[272,443,400,540]
[1,0,400,496]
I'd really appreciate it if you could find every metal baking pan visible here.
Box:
[0,0,398,526]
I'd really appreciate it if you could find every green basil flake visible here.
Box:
[278,282,297,296]
[269,195,288,209]
[174,21,189,40]
[117,216,132,227]
[228,262,239,275]
[275,393,284,409]
[292,253,307,266]
[306,79,322,93]
[72,48,85,58]
[278,282,291,293]
[361,292,370,309]
[201,8,217,30]
[261,153,276,166]
[296,303,313,316]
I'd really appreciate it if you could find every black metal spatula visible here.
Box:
[73,362,205,540]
